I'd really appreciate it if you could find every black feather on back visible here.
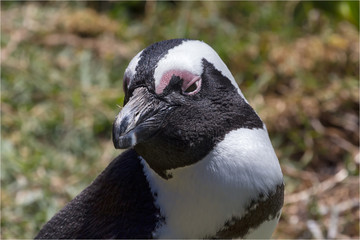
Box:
[35,149,162,239]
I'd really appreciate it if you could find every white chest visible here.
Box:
[141,128,283,238]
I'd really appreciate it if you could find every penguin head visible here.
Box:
[113,39,263,178]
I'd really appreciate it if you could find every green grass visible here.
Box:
[1,2,359,239]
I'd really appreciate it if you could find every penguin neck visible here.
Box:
[140,127,283,238]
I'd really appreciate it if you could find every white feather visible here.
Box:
[141,127,283,238]
[125,50,143,80]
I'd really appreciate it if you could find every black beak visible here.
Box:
[112,87,171,149]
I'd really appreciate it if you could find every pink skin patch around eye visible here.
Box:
[156,70,201,95]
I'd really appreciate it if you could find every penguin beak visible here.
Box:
[112,87,170,149]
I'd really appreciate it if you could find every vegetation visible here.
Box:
[1,1,358,239]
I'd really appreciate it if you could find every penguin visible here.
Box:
[36,39,284,239]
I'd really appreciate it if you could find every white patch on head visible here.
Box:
[244,210,282,239]
[124,50,143,87]
[141,127,283,238]
[153,40,246,100]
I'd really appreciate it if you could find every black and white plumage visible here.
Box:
[36,39,284,239]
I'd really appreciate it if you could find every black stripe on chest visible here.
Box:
[213,184,284,239]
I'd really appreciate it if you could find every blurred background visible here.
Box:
[1,1,359,239]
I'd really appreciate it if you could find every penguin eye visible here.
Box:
[184,82,197,93]
[182,76,201,95]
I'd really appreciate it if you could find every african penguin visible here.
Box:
[36,39,284,239]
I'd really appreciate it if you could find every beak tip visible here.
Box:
[112,122,120,149]
[112,116,128,149]
[112,130,137,150]
[113,140,121,149]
